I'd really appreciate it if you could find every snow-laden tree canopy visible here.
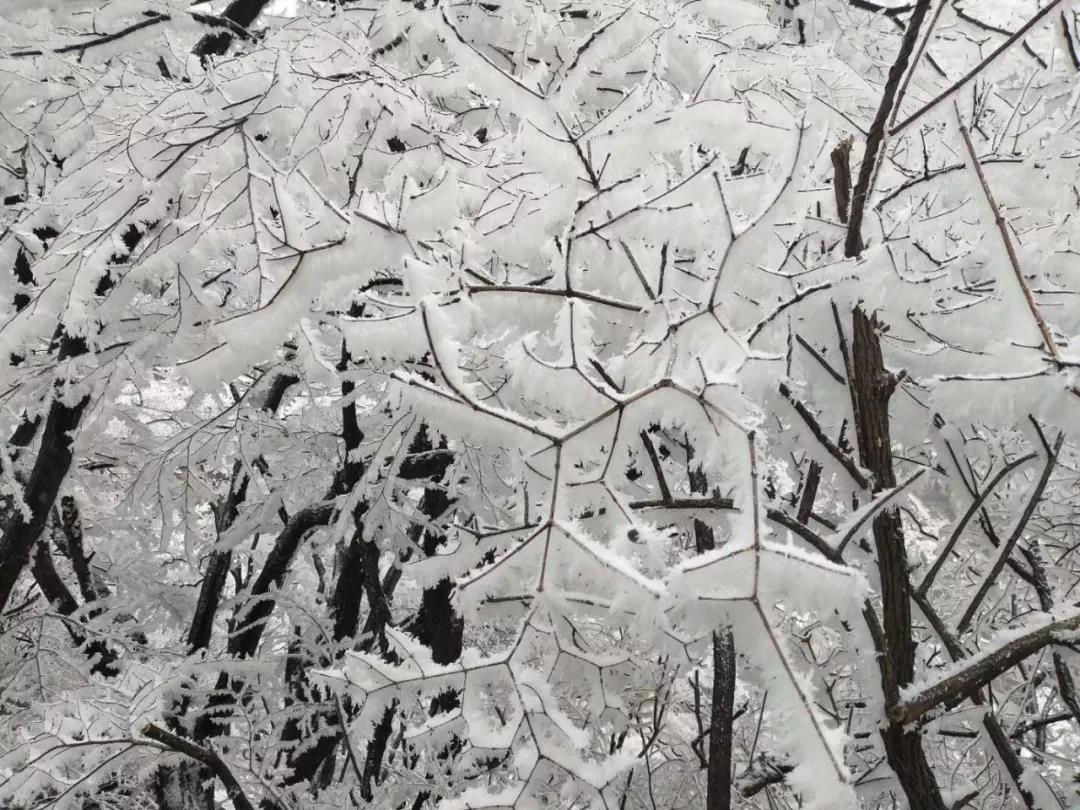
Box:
[0,1,1078,809]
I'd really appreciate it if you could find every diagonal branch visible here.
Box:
[639,430,673,503]
[955,432,1063,634]
[765,508,843,565]
[912,592,1039,808]
[7,9,255,59]
[917,452,1037,598]
[890,608,1080,725]
[141,723,275,810]
[228,502,335,659]
[845,0,935,256]
[778,382,870,489]
[892,0,1069,135]
[954,103,1061,360]
[8,13,171,57]
[835,469,925,554]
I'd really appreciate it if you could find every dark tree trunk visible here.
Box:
[361,700,397,801]
[276,352,374,790]
[848,307,945,810]
[830,139,853,223]
[328,342,371,645]
[0,394,89,613]
[153,763,212,810]
[369,426,462,809]
[186,464,250,653]
[159,375,296,810]
[689,452,738,809]
[227,503,335,659]
[400,426,462,665]
[54,495,105,606]
[30,538,119,677]
[706,628,736,810]
[191,0,271,61]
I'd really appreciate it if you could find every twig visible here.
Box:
[953,102,1060,360]
[917,452,1037,598]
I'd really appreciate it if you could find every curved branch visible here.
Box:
[141,724,274,810]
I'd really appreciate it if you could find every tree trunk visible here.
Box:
[284,424,457,799]
[0,394,88,613]
[849,307,946,810]
[158,374,296,810]
[365,427,462,809]
[690,451,739,809]
[153,762,212,810]
[706,629,736,810]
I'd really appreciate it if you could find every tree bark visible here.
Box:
[830,139,853,223]
[30,538,119,677]
[912,592,1037,807]
[845,0,935,257]
[278,354,373,791]
[158,374,298,810]
[848,307,946,810]
[891,609,1080,725]
[380,426,462,810]
[0,394,89,614]
[706,629,736,810]
[689,453,740,809]
[226,503,335,659]
[186,464,250,654]
[186,372,297,656]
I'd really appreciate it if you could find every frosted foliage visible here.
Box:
[1,2,1079,810]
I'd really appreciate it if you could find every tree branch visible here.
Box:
[917,452,1037,598]
[141,723,270,810]
[845,0,935,256]
[955,432,1063,634]
[778,382,870,489]
[892,0,1069,135]
[954,104,1062,361]
[891,609,1080,725]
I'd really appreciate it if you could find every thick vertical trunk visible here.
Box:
[401,427,462,665]
[706,628,736,810]
[284,423,457,799]
[278,352,373,790]
[849,308,945,810]
[836,0,948,784]
[689,452,738,809]
[360,700,397,801]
